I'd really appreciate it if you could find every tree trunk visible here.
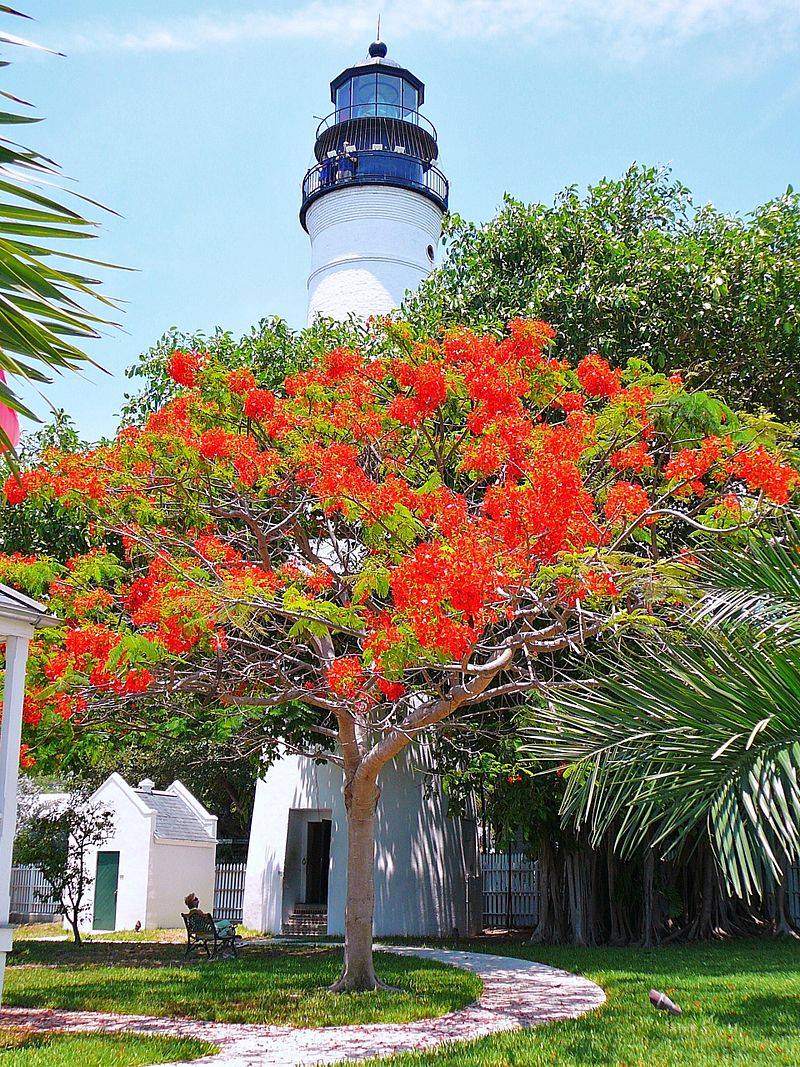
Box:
[68,906,81,945]
[330,775,381,992]
[529,840,567,944]
[641,848,656,947]
[606,846,625,946]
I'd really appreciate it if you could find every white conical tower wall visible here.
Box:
[305,185,442,324]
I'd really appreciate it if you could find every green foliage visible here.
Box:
[524,520,800,899]
[0,411,92,559]
[120,316,366,427]
[407,165,800,421]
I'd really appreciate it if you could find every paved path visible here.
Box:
[0,945,606,1066]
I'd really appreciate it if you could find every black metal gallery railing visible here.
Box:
[300,150,449,227]
[316,106,438,141]
[313,109,439,164]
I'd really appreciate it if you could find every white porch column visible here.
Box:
[0,582,60,1004]
[0,630,32,998]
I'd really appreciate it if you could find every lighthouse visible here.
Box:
[301,39,449,324]
[243,39,479,942]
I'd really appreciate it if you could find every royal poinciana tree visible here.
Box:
[2,319,796,988]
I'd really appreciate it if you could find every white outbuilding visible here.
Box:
[243,749,482,938]
[79,773,217,933]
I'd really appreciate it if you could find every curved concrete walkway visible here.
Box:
[0,945,606,1066]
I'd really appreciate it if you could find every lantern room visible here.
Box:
[301,40,448,229]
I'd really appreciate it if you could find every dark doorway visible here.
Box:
[304,819,331,905]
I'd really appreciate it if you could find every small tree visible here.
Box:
[2,318,795,987]
[15,790,113,944]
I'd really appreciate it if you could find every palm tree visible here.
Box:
[525,519,800,921]
[0,7,120,449]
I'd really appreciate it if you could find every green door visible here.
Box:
[93,851,119,930]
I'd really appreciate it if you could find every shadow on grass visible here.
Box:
[713,994,800,1039]
[4,943,481,1027]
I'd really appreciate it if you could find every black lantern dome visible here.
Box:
[300,42,449,229]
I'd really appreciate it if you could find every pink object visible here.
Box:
[0,370,20,450]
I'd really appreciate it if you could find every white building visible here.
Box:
[79,774,217,933]
[244,41,481,939]
[301,39,447,324]
[243,750,482,937]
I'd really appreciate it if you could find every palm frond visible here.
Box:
[525,635,800,898]
[690,517,800,642]
[0,11,121,449]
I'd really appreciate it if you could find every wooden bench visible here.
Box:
[182,911,238,959]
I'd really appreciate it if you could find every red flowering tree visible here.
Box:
[2,319,796,989]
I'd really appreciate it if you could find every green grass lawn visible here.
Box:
[0,1028,215,1065]
[364,937,800,1066]
[5,940,481,1028]
[8,931,799,1064]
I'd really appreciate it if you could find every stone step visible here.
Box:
[282,909,328,937]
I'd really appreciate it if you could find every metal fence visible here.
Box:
[788,866,800,925]
[214,862,247,923]
[9,865,60,922]
[482,851,538,929]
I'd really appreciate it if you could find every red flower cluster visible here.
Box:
[3,470,43,506]
[167,349,204,387]
[390,536,501,657]
[732,447,797,504]
[610,441,652,473]
[664,437,724,484]
[388,361,447,427]
[576,354,622,398]
[604,481,651,525]
[227,368,257,395]
[322,347,364,381]
[376,677,406,701]
[199,428,241,461]
[327,656,365,699]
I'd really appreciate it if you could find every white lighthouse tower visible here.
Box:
[301,39,448,323]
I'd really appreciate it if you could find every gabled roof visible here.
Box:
[133,787,214,843]
[0,583,60,629]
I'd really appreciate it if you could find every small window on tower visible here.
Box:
[352,74,377,117]
[402,81,419,120]
[336,83,351,121]
[376,75,401,119]
[427,244,435,262]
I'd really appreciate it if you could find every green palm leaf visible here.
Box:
[0,8,123,451]
[525,632,800,898]
[690,516,800,643]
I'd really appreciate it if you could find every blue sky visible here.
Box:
[11,0,800,440]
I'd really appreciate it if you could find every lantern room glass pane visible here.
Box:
[376,74,402,118]
[402,81,419,120]
[352,74,377,117]
[335,83,351,121]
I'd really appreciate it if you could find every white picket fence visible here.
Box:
[9,865,60,921]
[214,862,247,922]
[482,851,538,929]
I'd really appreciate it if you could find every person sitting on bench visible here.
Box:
[184,893,235,938]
